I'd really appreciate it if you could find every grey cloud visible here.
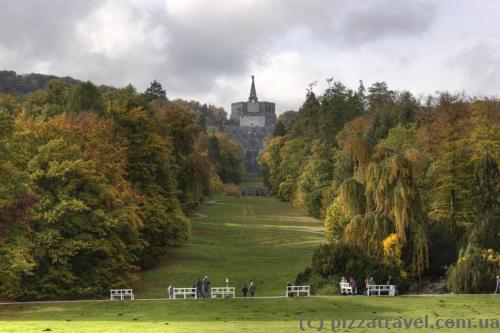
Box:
[0,0,100,61]
[155,1,345,93]
[0,0,435,94]
[336,0,436,46]
[0,0,496,111]
[451,42,500,96]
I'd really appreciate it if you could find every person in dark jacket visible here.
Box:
[168,284,173,299]
[496,276,500,294]
[192,282,197,298]
[249,282,256,297]
[203,276,210,299]
[241,283,248,297]
[196,278,203,298]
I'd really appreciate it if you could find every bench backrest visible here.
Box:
[286,285,310,297]
[286,285,310,292]
[173,287,196,294]
[110,289,133,295]
[368,284,391,290]
[211,287,235,293]
[339,282,351,289]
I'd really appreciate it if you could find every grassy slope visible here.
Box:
[240,173,265,187]
[1,296,499,332]
[135,194,324,298]
[2,192,499,332]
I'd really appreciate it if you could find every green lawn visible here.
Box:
[2,194,499,332]
[1,296,498,332]
[135,195,324,298]
[240,173,265,187]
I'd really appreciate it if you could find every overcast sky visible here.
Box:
[1,0,499,114]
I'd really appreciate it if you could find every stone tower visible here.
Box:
[229,76,277,173]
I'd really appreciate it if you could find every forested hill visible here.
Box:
[261,80,499,295]
[0,70,113,95]
[0,77,244,301]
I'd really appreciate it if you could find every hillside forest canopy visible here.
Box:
[259,79,499,294]
[0,76,244,300]
[0,71,498,300]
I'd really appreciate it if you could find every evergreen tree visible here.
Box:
[367,81,393,111]
[356,79,367,112]
[144,80,167,102]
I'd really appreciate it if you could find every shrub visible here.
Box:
[297,242,402,295]
[447,245,499,294]
[222,183,240,196]
[209,175,224,195]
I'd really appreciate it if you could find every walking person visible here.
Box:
[241,283,248,297]
[496,276,500,294]
[349,276,357,295]
[203,276,210,299]
[287,282,293,297]
[249,282,256,297]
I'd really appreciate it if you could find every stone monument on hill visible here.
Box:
[229,75,277,173]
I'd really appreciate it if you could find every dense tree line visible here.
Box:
[0,79,243,300]
[260,79,499,293]
[0,70,110,95]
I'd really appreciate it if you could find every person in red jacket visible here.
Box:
[349,277,357,295]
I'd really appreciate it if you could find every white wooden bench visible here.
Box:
[173,287,197,299]
[286,285,310,297]
[339,282,353,295]
[211,287,235,298]
[110,289,134,300]
[367,284,396,296]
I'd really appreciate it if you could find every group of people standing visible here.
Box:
[193,276,211,298]
[168,277,257,299]
[241,282,256,297]
[167,275,211,299]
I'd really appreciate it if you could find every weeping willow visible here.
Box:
[343,212,392,258]
[327,143,430,276]
[409,223,430,275]
[338,178,366,216]
[343,139,371,179]
[325,178,365,241]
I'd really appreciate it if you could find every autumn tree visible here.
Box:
[0,109,34,298]
[68,81,104,114]
[17,113,143,299]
